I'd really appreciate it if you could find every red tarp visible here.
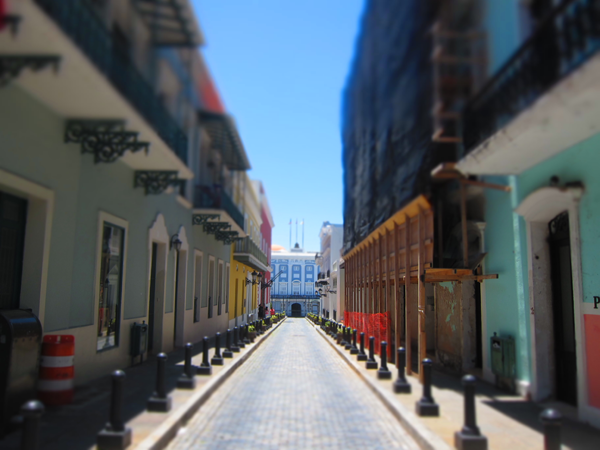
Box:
[344,311,391,357]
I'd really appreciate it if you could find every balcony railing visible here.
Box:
[234,237,268,267]
[463,0,600,153]
[34,0,188,164]
[194,185,244,230]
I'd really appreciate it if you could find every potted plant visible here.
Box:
[248,325,256,342]
[336,327,343,344]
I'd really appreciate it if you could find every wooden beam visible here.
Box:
[418,206,426,383]
[344,195,431,259]
[395,222,402,367]
[460,182,469,269]
[404,213,412,375]
[437,197,444,268]
[459,178,511,192]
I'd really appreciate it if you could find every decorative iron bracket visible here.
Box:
[215,230,239,244]
[203,222,231,235]
[134,171,184,195]
[0,55,60,86]
[192,214,220,226]
[65,120,150,163]
[1,15,22,36]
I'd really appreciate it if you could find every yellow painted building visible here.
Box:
[227,174,268,327]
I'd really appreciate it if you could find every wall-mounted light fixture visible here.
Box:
[171,234,182,252]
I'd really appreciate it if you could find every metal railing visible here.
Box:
[463,0,600,153]
[34,0,188,164]
[234,237,268,267]
[194,185,244,230]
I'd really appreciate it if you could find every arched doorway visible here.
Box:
[291,303,302,317]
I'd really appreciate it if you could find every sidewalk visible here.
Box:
[310,321,600,450]
[0,321,284,450]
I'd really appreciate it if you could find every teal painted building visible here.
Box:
[459,0,600,428]
[0,0,250,385]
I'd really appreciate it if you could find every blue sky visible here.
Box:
[192,0,365,253]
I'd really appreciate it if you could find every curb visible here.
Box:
[133,318,287,450]
[307,320,451,450]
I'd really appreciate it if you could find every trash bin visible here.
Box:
[0,309,43,435]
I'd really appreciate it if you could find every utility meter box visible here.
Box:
[130,322,148,360]
[491,333,516,379]
[0,309,43,435]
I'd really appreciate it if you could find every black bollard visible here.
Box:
[177,343,196,389]
[237,325,246,348]
[97,371,132,449]
[366,336,378,369]
[340,326,348,347]
[20,400,44,450]
[378,341,392,379]
[357,332,368,361]
[254,321,261,336]
[336,326,343,344]
[231,327,241,352]
[345,327,353,350]
[148,353,172,412]
[350,329,359,355]
[211,332,224,365]
[416,359,439,417]
[243,324,250,344]
[393,347,411,394]
[197,336,213,375]
[454,375,488,450]
[540,409,562,450]
[223,329,234,358]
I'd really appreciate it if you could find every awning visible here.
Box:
[134,0,204,47]
[198,110,251,171]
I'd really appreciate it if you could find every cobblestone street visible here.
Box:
[167,318,419,450]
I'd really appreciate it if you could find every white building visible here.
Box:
[316,222,343,320]
[270,243,319,317]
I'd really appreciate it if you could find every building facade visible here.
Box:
[0,0,255,386]
[316,222,343,320]
[256,181,274,313]
[456,0,600,427]
[271,244,319,317]
[342,0,600,430]
[228,174,270,328]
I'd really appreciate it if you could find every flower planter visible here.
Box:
[248,331,257,342]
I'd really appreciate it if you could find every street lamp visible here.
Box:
[170,234,182,251]
[171,234,182,343]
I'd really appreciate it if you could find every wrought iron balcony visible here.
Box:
[194,185,244,230]
[34,0,188,164]
[463,0,600,153]
[234,237,268,268]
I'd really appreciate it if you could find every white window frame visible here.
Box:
[208,255,216,318]
[94,211,129,352]
[225,262,230,313]
[193,250,203,322]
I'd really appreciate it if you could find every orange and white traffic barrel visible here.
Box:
[38,335,75,405]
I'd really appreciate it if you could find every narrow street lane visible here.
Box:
[168,318,418,450]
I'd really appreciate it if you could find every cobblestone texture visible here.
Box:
[167,318,419,450]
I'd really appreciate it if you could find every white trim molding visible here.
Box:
[516,186,590,421]
[147,214,169,354]
[0,168,54,326]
